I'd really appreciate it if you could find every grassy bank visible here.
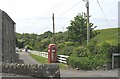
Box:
[29,53,68,69]
[95,28,118,45]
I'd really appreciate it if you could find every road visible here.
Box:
[17,52,119,78]
[60,69,118,77]
[17,52,40,64]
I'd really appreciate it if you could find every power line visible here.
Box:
[44,0,72,18]
[57,1,81,16]
[96,0,111,27]
[36,24,52,34]
[36,1,82,34]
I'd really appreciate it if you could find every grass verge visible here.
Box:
[29,53,48,64]
[29,53,68,69]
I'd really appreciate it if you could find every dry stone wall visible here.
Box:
[1,63,60,78]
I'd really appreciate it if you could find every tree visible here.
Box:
[16,39,25,48]
[67,13,96,44]
[41,31,52,39]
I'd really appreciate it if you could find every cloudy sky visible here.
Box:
[0,0,119,34]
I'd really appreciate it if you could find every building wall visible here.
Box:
[0,9,17,63]
[0,9,2,75]
[0,10,2,63]
[118,1,120,28]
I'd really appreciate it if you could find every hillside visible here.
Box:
[16,28,119,51]
[16,28,119,70]
[95,28,118,46]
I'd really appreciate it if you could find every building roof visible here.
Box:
[0,9,16,24]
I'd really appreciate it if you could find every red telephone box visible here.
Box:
[48,44,57,63]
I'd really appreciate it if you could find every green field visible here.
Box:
[94,28,118,46]
[29,53,68,69]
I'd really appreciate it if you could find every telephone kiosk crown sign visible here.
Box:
[48,44,57,63]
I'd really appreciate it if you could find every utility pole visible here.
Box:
[86,0,90,45]
[52,13,55,44]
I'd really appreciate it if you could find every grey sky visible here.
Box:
[0,0,119,34]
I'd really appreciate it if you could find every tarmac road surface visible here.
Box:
[17,52,40,64]
[60,69,119,77]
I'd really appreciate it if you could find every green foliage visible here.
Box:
[57,42,79,55]
[67,13,96,44]
[16,31,53,51]
[59,63,68,69]
[67,55,110,70]
[65,42,79,47]
[57,43,65,50]
[71,46,84,57]
[67,56,96,70]
[41,31,52,39]
[58,46,74,55]
[94,28,118,46]
[34,38,51,51]
[25,45,33,50]
[87,39,99,54]
[30,53,68,69]
[16,33,39,49]
[67,40,112,70]
[55,32,65,43]
[16,39,25,48]
[30,53,48,64]
[111,43,120,53]
[16,20,118,70]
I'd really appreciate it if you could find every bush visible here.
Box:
[58,43,65,50]
[111,43,120,53]
[67,56,93,70]
[87,39,99,55]
[67,55,109,70]
[65,42,79,47]
[58,46,74,55]
[71,46,85,57]
[67,40,113,70]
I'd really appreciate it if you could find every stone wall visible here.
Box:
[0,9,2,75]
[118,1,120,28]
[1,63,60,78]
[0,9,18,63]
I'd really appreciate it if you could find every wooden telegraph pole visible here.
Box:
[86,0,90,45]
[52,13,55,44]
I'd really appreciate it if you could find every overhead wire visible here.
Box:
[54,1,81,32]
[35,1,82,34]
[57,1,81,17]
[96,0,111,27]
[36,0,112,34]
[36,24,52,34]
[46,0,69,15]
[34,1,70,34]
